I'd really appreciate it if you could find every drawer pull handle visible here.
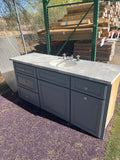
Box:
[84,87,88,91]
[84,97,87,100]
[25,95,29,98]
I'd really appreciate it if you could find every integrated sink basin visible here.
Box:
[49,58,77,68]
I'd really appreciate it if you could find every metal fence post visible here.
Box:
[91,0,100,61]
[13,0,27,55]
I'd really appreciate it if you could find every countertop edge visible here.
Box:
[10,58,118,85]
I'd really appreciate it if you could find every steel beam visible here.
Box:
[91,0,100,61]
[43,0,51,54]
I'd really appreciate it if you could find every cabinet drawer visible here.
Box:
[16,73,38,92]
[18,87,40,107]
[71,77,108,99]
[37,68,70,88]
[14,62,36,77]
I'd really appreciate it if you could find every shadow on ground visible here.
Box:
[2,87,95,138]
[32,41,75,56]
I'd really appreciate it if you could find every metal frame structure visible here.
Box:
[43,0,99,61]
[12,0,119,59]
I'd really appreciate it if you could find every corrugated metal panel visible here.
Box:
[0,36,20,92]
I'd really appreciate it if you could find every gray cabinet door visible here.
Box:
[71,91,105,138]
[38,80,70,122]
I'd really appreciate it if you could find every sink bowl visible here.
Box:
[50,59,77,68]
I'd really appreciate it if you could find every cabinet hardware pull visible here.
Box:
[84,87,88,91]
[84,97,87,100]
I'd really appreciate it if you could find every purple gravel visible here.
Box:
[0,84,120,160]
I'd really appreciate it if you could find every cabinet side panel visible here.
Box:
[105,76,120,128]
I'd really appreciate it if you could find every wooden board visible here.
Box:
[62,12,103,21]
[67,1,106,14]
[60,20,90,26]
[50,28,93,33]
[50,22,110,31]
[74,49,113,55]
[51,32,92,41]
[67,2,94,14]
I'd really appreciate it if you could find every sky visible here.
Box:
[0,0,40,17]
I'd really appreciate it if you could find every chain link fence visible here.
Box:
[0,0,80,56]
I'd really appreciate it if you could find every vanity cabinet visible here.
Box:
[11,53,120,139]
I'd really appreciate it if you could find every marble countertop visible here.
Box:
[10,52,120,85]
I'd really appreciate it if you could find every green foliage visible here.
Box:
[4,13,18,30]
[104,103,120,160]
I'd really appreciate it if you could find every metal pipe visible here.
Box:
[48,0,93,8]
[57,3,94,56]
[13,0,27,55]
[91,0,100,61]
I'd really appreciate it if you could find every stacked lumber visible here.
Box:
[38,1,120,41]
[73,41,115,62]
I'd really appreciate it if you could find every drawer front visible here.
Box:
[16,73,38,92]
[71,77,108,99]
[37,68,70,88]
[18,87,40,107]
[14,62,36,77]
[38,80,70,122]
[71,91,105,138]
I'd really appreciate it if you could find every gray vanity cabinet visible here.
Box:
[37,68,70,121]
[11,53,120,139]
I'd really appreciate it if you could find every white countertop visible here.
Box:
[10,53,120,85]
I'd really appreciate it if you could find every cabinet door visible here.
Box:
[71,91,105,138]
[38,80,70,122]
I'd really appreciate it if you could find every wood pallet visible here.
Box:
[73,41,115,62]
